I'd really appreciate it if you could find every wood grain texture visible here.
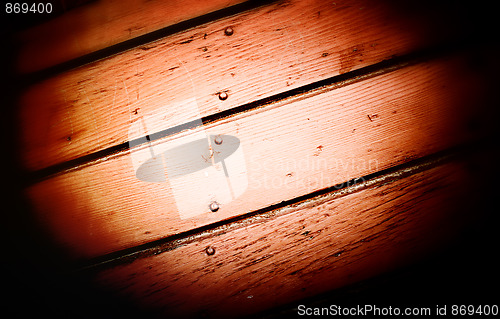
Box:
[14,0,247,74]
[25,57,487,259]
[18,0,435,172]
[94,160,473,318]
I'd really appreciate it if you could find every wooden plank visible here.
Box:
[94,159,474,318]
[14,0,247,74]
[18,0,436,172]
[25,57,487,259]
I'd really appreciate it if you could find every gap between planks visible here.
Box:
[19,0,466,172]
[23,44,460,186]
[90,145,489,318]
[14,0,275,83]
[26,53,488,259]
[73,145,465,274]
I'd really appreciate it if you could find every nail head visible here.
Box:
[214,136,223,145]
[224,27,234,36]
[206,246,215,256]
[209,201,219,212]
[218,91,228,100]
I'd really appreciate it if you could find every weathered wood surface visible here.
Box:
[19,0,435,172]
[95,160,473,318]
[25,57,486,259]
[14,0,247,74]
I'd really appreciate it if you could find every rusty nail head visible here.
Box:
[219,91,228,100]
[209,201,219,212]
[224,27,234,36]
[206,246,215,256]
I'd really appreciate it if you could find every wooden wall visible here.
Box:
[3,0,499,317]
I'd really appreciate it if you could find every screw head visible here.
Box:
[224,27,234,36]
[218,91,228,100]
[209,201,219,212]
[214,135,223,145]
[205,246,215,256]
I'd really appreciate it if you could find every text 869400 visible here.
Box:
[5,3,52,14]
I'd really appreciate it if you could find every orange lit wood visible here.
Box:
[95,160,472,318]
[14,0,247,74]
[26,58,486,259]
[18,0,434,171]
